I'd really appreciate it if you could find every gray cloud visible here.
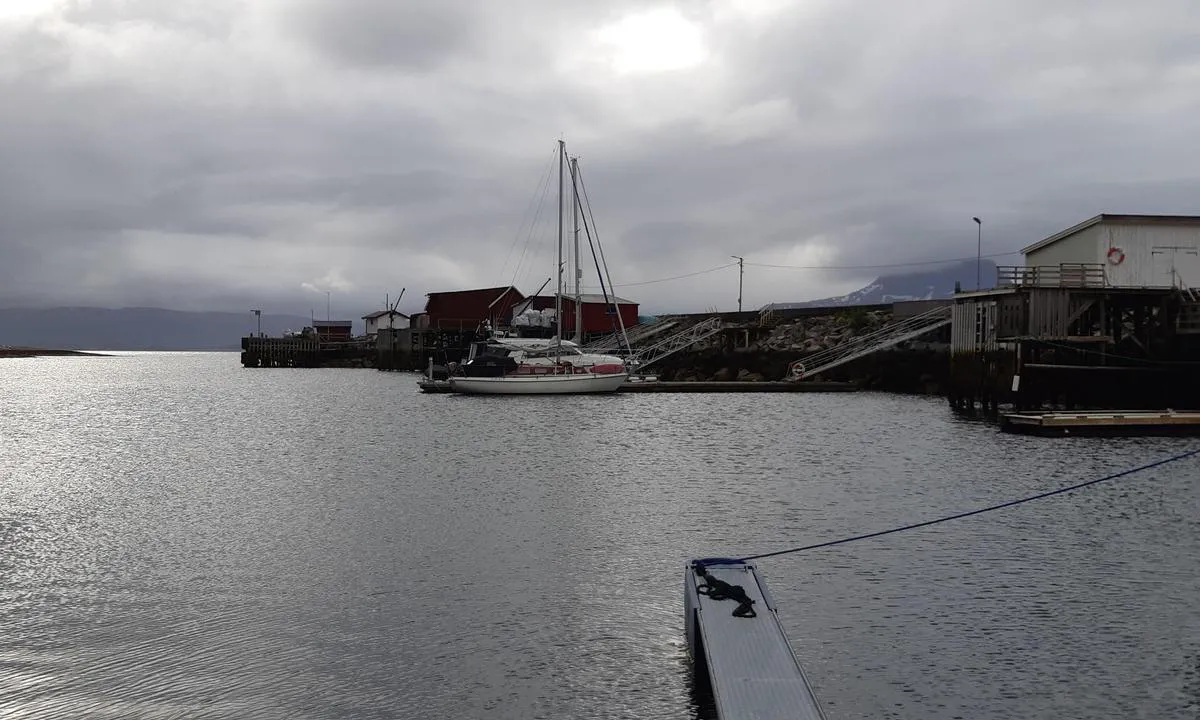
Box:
[2,0,1200,316]
[283,0,480,71]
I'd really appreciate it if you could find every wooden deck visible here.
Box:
[1001,410,1200,436]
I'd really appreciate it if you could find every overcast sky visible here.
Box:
[3,0,1200,316]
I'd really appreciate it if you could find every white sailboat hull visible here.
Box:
[448,372,628,395]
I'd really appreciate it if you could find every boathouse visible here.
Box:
[1021,214,1200,288]
[311,320,354,342]
[362,309,409,336]
[948,214,1200,413]
[424,286,526,330]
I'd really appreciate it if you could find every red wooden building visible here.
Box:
[518,294,639,336]
[423,286,526,330]
[311,320,353,342]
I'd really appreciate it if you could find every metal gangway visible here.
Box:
[584,319,679,353]
[685,558,828,720]
[629,316,724,370]
[796,305,952,379]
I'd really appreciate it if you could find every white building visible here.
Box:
[1022,214,1200,290]
[363,309,410,336]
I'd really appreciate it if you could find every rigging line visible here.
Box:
[502,145,559,282]
[575,164,633,352]
[737,447,1200,563]
[747,251,1021,271]
[510,152,558,286]
[574,177,614,336]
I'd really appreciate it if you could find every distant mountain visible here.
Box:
[0,307,325,350]
[766,259,998,309]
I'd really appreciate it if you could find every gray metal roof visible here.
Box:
[1022,214,1200,255]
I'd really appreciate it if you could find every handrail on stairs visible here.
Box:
[629,316,724,370]
[794,305,952,379]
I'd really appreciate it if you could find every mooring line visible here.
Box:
[737,447,1200,563]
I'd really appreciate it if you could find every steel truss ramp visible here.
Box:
[585,319,679,353]
[630,317,723,370]
[798,306,951,379]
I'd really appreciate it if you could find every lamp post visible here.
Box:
[251,309,261,337]
[731,255,744,312]
[973,217,982,290]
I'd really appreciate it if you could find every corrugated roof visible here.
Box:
[1022,214,1200,254]
[426,285,515,297]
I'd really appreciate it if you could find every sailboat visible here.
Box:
[448,140,631,395]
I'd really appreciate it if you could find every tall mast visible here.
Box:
[555,139,564,360]
[571,156,582,344]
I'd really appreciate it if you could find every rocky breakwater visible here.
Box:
[651,308,949,394]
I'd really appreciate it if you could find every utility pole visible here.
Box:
[731,256,744,312]
[973,217,982,290]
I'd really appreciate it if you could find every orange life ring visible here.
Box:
[788,360,806,379]
[1107,247,1125,265]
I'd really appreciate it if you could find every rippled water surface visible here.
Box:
[2,352,1198,719]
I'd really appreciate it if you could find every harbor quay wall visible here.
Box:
[650,305,951,394]
[651,347,949,394]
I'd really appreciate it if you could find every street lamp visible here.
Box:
[973,217,982,290]
[731,256,744,312]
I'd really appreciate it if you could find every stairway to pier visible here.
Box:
[584,319,679,353]
[795,306,952,379]
[1178,284,1200,334]
[629,317,724,371]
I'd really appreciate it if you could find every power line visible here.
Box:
[747,251,1021,271]
[578,249,1026,291]
[581,262,739,289]
[737,447,1200,563]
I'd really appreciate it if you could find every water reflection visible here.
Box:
[0,354,1196,719]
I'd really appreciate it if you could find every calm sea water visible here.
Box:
[1,352,1197,719]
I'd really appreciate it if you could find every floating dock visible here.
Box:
[1001,410,1200,436]
[416,379,857,394]
[684,559,827,720]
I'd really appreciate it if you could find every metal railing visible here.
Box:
[629,317,723,370]
[795,306,952,379]
[1179,277,1199,304]
[584,319,678,353]
[996,264,1107,288]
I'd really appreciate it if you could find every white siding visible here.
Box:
[1026,221,1200,289]
[1101,224,1200,288]
[1025,225,1104,268]
[365,313,410,335]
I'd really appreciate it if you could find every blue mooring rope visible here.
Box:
[736,446,1200,563]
